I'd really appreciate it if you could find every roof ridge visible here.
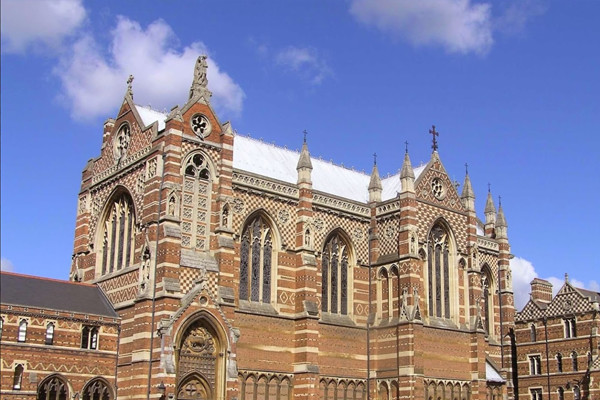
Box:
[0,271,96,287]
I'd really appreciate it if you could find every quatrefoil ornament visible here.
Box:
[191,113,212,138]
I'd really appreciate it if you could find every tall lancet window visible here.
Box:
[322,232,351,315]
[481,265,494,336]
[182,153,212,250]
[427,222,452,319]
[100,192,136,274]
[239,214,273,303]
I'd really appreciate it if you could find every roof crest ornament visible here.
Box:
[303,129,308,143]
[189,55,212,100]
[126,74,134,99]
[429,125,439,152]
[405,140,409,154]
[465,162,469,175]
[373,152,377,166]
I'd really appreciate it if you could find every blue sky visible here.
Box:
[1,0,599,309]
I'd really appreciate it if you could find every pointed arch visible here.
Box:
[81,377,114,400]
[426,218,457,319]
[239,209,280,303]
[96,186,137,276]
[321,228,355,316]
[37,374,69,400]
[481,264,495,336]
[175,311,228,400]
[181,150,215,250]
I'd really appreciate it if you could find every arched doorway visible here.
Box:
[176,314,227,400]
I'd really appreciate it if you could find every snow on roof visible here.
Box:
[135,105,166,131]
[486,361,505,383]
[233,135,423,203]
[124,107,426,203]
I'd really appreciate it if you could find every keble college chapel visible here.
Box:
[5,57,519,400]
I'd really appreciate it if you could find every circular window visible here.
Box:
[191,114,212,138]
[431,178,445,200]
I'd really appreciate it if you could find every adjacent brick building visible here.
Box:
[59,56,517,400]
[0,272,120,400]
[515,277,600,400]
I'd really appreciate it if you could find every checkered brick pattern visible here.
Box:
[231,190,297,248]
[181,140,221,172]
[180,267,218,297]
[478,252,498,276]
[312,210,370,263]
[416,201,468,255]
[378,217,399,255]
[89,164,146,242]
[546,286,597,316]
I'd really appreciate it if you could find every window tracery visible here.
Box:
[182,153,211,250]
[427,222,453,319]
[82,379,113,400]
[100,192,136,275]
[113,123,131,162]
[239,214,273,303]
[322,232,351,315]
[38,375,68,400]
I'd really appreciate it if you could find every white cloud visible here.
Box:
[510,256,600,311]
[55,17,245,120]
[275,46,332,85]
[1,258,15,272]
[1,0,86,54]
[349,0,493,55]
[510,256,538,310]
[494,0,546,35]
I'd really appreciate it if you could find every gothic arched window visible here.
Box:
[481,265,494,336]
[556,353,563,372]
[82,378,113,400]
[38,375,68,400]
[13,364,24,390]
[239,214,273,303]
[572,352,578,371]
[182,153,212,250]
[322,232,351,315]
[427,222,453,319]
[100,192,136,274]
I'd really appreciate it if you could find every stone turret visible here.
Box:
[495,200,508,239]
[368,160,382,203]
[400,151,415,194]
[296,138,313,185]
[484,191,496,237]
[461,172,475,212]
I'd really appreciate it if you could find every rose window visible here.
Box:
[431,178,445,200]
[191,114,211,138]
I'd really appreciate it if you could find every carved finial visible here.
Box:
[303,129,307,143]
[373,152,377,166]
[498,195,502,207]
[189,55,211,100]
[405,141,409,154]
[126,74,134,98]
[429,125,439,152]
[488,183,491,193]
[465,162,469,175]
[565,273,569,283]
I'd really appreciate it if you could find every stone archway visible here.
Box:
[176,316,226,400]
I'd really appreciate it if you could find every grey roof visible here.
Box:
[0,272,118,318]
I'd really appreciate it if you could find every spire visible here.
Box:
[400,150,415,194]
[189,55,212,100]
[461,165,475,211]
[296,131,312,185]
[484,187,496,237]
[495,198,508,238]
[369,154,382,202]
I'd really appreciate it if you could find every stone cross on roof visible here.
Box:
[429,125,439,152]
